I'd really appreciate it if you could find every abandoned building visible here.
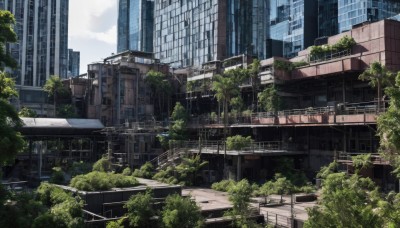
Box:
[8,20,400,191]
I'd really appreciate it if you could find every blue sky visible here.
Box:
[69,0,118,74]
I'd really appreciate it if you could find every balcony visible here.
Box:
[337,152,390,165]
[172,140,306,156]
[188,101,382,128]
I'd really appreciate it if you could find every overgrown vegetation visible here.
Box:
[132,162,155,179]
[226,135,253,150]
[162,194,204,228]
[125,190,156,228]
[92,155,112,172]
[258,85,282,112]
[309,35,356,61]
[69,171,139,191]
[273,59,308,72]
[153,155,208,186]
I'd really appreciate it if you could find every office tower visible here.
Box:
[338,0,400,33]
[68,49,80,77]
[117,0,154,53]
[0,0,69,87]
[318,0,339,37]
[269,0,318,58]
[1,0,68,115]
[153,0,268,68]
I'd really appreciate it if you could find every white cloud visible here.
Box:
[69,0,118,71]
[69,0,117,44]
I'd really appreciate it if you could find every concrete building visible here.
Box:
[68,49,80,77]
[117,0,154,53]
[86,51,170,167]
[164,19,400,190]
[1,0,69,115]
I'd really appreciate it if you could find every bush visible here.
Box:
[122,167,132,176]
[37,182,62,206]
[132,162,154,179]
[92,156,112,172]
[153,166,179,185]
[162,194,204,228]
[211,180,237,192]
[32,213,58,228]
[226,135,253,150]
[49,167,65,184]
[125,190,156,227]
[70,171,139,191]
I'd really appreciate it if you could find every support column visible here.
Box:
[237,156,242,181]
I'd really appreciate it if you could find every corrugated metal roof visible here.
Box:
[21,118,104,129]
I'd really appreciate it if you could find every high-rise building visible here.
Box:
[153,0,268,68]
[269,0,318,58]
[338,0,400,33]
[117,0,154,53]
[1,0,69,86]
[68,49,80,78]
[318,0,339,37]
[1,0,69,115]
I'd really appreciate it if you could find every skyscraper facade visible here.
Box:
[318,0,339,37]
[269,0,318,58]
[0,0,69,87]
[153,0,268,68]
[68,49,80,77]
[338,0,400,33]
[117,0,154,53]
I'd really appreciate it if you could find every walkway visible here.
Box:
[183,187,316,227]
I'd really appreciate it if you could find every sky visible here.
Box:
[68,0,118,74]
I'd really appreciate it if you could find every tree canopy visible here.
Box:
[377,72,400,177]
[0,11,24,165]
[0,10,18,69]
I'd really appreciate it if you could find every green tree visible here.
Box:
[359,62,394,112]
[226,135,253,151]
[145,70,172,119]
[0,11,24,165]
[249,59,261,109]
[92,155,112,172]
[377,72,400,178]
[258,84,281,113]
[258,181,274,204]
[43,75,68,117]
[125,190,156,228]
[351,154,372,174]
[132,162,154,179]
[171,102,188,121]
[0,74,24,164]
[162,194,204,228]
[57,104,77,118]
[0,10,18,69]
[305,173,383,228]
[272,174,294,203]
[18,106,37,117]
[212,74,240,153]
[226,179,261,228]
[175,155,208,186]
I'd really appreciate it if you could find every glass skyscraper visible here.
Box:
[338,0,400,33]
[153,0,268,68]
[0,0,69,87]
[117,0,154,53]
[318,0,339,37]
[68,49,80,77]
[269,0,318,58]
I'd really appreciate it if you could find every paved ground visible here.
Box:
[183,187,316,226]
